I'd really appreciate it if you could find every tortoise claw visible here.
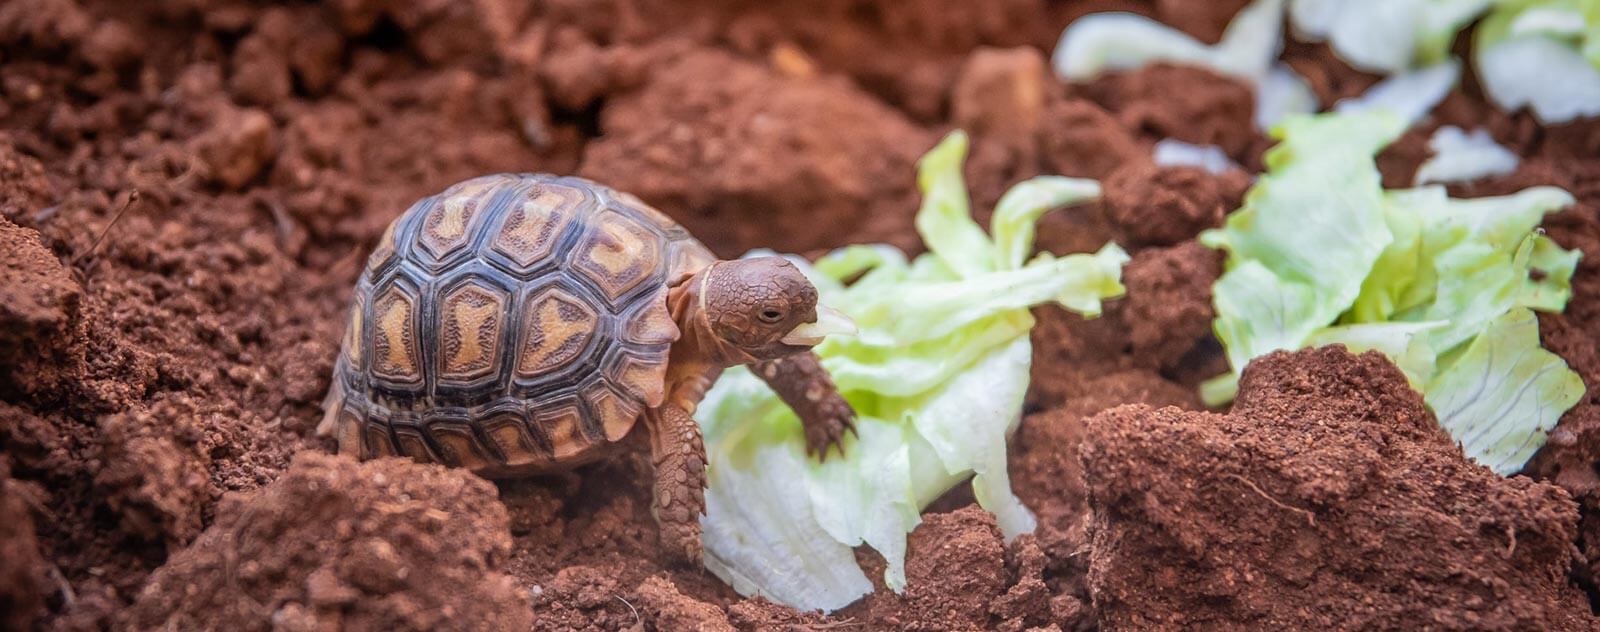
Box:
[804,410,855,462]
[659,519,704,567]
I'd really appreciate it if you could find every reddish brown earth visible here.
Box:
[124,452,531,631]
[0,1,1596,630]
[1083,347,1593,629]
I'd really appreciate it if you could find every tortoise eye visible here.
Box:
[759,308,783,323]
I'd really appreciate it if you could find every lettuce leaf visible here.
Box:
[1290,0,1492,73]
[1200,111,1403,375]
[1426,308,1586,474]
[697,131,1128,612]
[1414,126,1521,185]
[1051,0,1285,81]
[1333,60,1462,126]
[1052,0,1462,131]
[1475,0,1600,123]
[1203,111,1584,476]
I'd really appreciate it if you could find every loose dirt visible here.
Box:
[0,1,1597,630]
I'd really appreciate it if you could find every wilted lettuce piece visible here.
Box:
[1414,126,1521,185]
[1475,0,1600,123]
[697,131,1127,612]
[1202,111,1584,476]
[1290,0,1492,73]
[1425,308,1585,475]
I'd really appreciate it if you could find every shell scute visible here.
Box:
[572,209,665,303]
[491,182,584,270]
[515,285,599,378]
[370,281,422,385]
[416,175,504,262]
[438,279,508,384]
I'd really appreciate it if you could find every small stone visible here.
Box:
[305,568,358,607]
[192,107,277,190]
[952,46,1048,147]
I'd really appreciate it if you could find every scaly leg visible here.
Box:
[645,404,707,565]
[750,351,857,460]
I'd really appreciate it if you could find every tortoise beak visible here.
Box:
[781,304,857,346]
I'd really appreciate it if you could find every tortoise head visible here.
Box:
[700,257,856,360]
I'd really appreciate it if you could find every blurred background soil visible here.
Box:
[0,0,1597,630]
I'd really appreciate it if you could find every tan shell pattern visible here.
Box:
[329,173,714,474]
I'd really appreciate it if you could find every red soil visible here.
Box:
[125,452,532,631]
[1083,347,1593,629]
[0,1,1595,630]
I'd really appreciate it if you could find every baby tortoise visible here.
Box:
[320,173,857,563]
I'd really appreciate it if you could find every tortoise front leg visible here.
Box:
[645,404,707,565]
[750,352,857,460]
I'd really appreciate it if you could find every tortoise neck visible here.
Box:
[662,265,752,409]
[669,264,755,367]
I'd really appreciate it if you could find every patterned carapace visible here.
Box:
[327,174,715,474]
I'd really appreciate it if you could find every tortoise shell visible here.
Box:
[327,173,716,475]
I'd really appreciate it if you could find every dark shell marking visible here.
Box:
[330,174,711,474]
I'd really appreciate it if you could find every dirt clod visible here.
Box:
[1100,163,1247,248]
[192,106,278,190]
[1083,63,1260,160]
[0,216,83,401]
[580,48,932,255]
[1108,241,1223,374]
[92,398,212,548]
[126,452,532,631]
[853,506,1008,631]
[1081,346,1597,630]
[1039,98,1143,180]
[633,575,736,632]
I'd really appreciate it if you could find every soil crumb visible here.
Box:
[1108,241,1224,376]
[125,452,532,631]
[1100,163,1248,248]
[1081,346,1597,630]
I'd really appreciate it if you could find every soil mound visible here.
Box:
[125,452,531,631]
[1081,346,1596,630]
[579,48,932,255]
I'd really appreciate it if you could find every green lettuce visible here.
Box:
[1475,0,1600,123]
[1202,111,1584,475]
[697,131,1128,611]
